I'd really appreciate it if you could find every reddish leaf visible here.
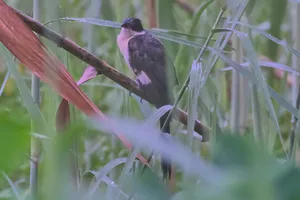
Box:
[0,0,148,165]
[56,99,70,132]
[77,65,98,85]
[56,66,97,132]
[56,66,98,131]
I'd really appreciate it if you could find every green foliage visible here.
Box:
[2,0,300,199]
[0,110,30,174]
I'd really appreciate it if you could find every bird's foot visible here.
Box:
[128,79,144,103]
[135,80,144,103]
[129,79,140,97]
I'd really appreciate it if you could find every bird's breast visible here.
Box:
[117,33,132,70]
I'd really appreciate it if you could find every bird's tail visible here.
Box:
[160,110,172,180]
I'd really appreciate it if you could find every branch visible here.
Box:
[12,8,210,142]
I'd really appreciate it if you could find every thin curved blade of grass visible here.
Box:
[2,172,21,200]
[203,40,300,120]
[212,28,232,34]
[0,46,48,131]
[150,30,203,48]
[245,0,256,16]
[30,132,51,140]
[234,30,287,156]
[198,80,225,136]
[197,98,223,133]
[202,0,248,86]
[268,86,299,117]
[250,82,263,143]
[221,60,300,75]
[187,61,202,147]
[197,74,226,134]
[46,17,121,28]
[201,77,220,112]
[126,170,170,200]
[90,117,225,184]
[174,0,215,71]
[52,17,202,46]
[115,147,141,200]
[229,21,300,58]
[48,17,233,54]
[149,29,234,53]
[131,93,155,119]
[61,0,214,42]
[190,0,215,33]
[150,28,209,40]
[145,105,173,125]
[102,175,129,199]
[208,47,300,122]
[220,50,300,117]
[0,1,148,164]
[0,70,11,96]
[86,157,128,196]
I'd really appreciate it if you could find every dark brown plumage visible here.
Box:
[117,17,177,180]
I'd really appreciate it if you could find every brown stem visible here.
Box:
[12,8,210,142]
[146,0,157,28]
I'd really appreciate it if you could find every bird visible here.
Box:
[117,17,178,180]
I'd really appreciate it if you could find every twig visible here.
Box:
[12,8,210,141]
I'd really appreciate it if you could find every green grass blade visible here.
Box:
[0,70,11,97]
[187,61,202,147]
[86,157,128,196]
[231,21,300,58]
[235,31,287,156]
[250,83,263,143]
[2,172,21,200]
[47,17,233,54]
[150,28,209,39]
[202,0,248,86]
[190,0,215,34]
[208,47,300,119]
[0,45,49,132]
[145,105,173,125]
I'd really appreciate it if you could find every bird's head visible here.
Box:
[121,17,144,32]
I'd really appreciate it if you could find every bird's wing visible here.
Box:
[165,52,178,86]
[128,32,175,107]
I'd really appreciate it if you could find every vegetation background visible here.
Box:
[1,0,300,199]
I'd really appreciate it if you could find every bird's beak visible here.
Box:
[121,22,127,28]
